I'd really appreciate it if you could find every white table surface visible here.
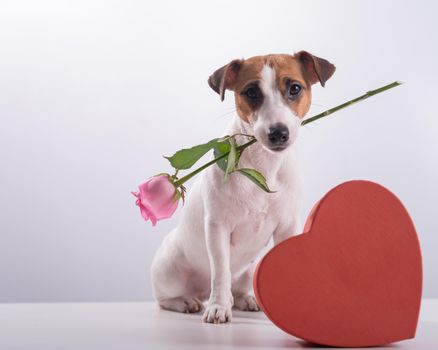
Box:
[1,299,437,350]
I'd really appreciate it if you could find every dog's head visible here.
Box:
[208,51,335,152]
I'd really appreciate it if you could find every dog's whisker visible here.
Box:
[215,109,237,120]
[311,102,329,108]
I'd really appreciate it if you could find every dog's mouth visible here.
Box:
[257,139,291,153]
[271,146,287,152]
[266,145,289,153]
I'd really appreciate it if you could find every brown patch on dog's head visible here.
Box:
[296,51,336,88]
[208,59,244,102]
[208,51,336,123]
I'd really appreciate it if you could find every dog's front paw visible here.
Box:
[202,303,232,324]
[233,294,260,311]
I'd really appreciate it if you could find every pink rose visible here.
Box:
[132,175,179,226]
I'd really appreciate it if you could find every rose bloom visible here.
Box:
[132,175,179,226]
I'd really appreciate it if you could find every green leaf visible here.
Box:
[164,138,221,170]
[213,139,231,172]
[224,138,237,181]
[237,168,275,193]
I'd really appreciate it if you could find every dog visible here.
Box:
[151,51,335,323]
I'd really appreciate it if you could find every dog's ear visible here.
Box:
[208,59,243,101]
[296,51,335,87]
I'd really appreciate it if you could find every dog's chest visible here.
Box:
[230,201,278,251]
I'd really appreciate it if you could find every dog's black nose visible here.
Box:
[268,124,289,145]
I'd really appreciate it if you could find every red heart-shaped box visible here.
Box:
[254,180,422,347]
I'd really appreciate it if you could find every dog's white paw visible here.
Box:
[233,294,260,311]
[159,297,203,314]
[202,303,232,323]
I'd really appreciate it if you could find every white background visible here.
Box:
[0,0,437,302]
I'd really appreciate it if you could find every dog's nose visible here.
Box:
[268,124,289,145]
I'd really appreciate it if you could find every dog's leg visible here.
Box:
[151,232,204,314]
[152,262,204,313]
[202,220,233,323]
[232,266,260,311]
[159,297,203,314]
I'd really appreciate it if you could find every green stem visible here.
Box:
[173,81,402,187]
[173,138,257,187]
[301,81,402,126]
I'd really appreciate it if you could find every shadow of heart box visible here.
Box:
[253,180,422,348]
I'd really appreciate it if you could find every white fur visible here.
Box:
[151,65,303,323]
[254,66,302,150]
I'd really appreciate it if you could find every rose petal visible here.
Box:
[133,175,179,226]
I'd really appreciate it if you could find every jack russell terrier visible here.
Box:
[151,51,335,323]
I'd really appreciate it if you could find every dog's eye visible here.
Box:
[245,87,259,100]
[288,83,302,98]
